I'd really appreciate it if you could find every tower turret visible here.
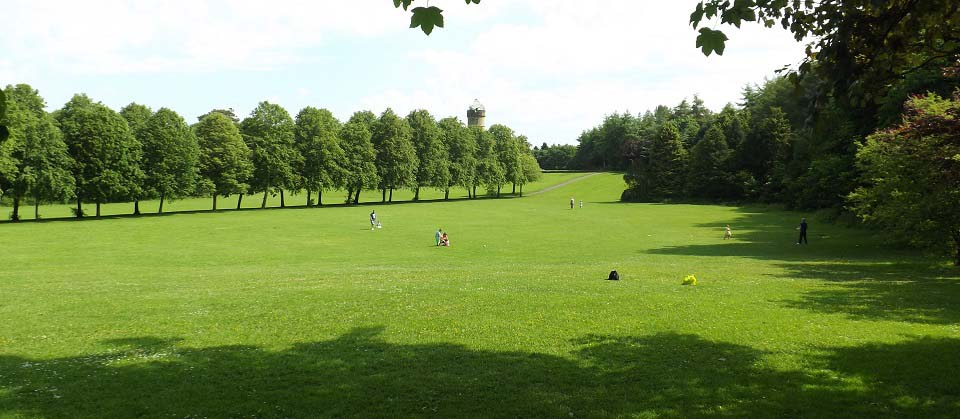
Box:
[467,99,485,130]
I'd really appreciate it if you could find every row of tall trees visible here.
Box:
[0,85,542,220]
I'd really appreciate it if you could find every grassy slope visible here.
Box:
[1,173,958,418]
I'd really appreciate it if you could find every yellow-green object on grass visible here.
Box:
[682,274,697,285]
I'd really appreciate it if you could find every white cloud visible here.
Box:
[4,1,808,144]
[391,0,807,143]
[1,0,411,76]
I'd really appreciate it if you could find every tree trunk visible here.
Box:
[414,187,420,201]
[280,189,285,207]
[158,192,165,214]
[307,190,312,206]
[497,185,501,198]
[346,188,353,204]
[954,232,960,266]
[512,183,516,194]
[318,190,323,206]
[444,188,449,200]
[76,196,83,218]
[237,193,243,209]
[955,241,959,266]
[389,188,393,203]
[11,194,20,221]
[472,185,477,198]
[34,171,42,220]
[519,183,523,196]
[96,201,101,217]
[381,188,386,203]
[261,190,268,208]
[213,194,217,211]
[134,200,141,215]
[354,189,361,204]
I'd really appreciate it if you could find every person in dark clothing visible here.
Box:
[797,218,808,244]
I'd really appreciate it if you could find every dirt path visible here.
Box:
[527,172,602,196]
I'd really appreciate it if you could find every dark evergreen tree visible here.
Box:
[646,122,687,199]
[686,125,733,198]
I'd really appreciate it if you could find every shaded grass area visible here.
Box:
[646,207,960,325]
[1,173,959,417]
[2,331,958,417]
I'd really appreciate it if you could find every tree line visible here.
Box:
[0,85,542,220]
[569,60,960,264]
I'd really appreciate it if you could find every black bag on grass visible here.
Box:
[607,270,620,280]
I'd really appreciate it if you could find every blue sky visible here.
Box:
[1,1,806,145]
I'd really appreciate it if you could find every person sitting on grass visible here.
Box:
[441,232,450,247]
[724,224,732,240]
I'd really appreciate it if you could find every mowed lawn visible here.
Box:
[1,173,958,418]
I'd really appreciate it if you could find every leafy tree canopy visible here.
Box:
[0,89,9,141]
[142,107,200,211]
[849,90,960,265]
[691,0,960,107]
[294,106,347,199]
[194,112,253,209]
[240,101,300,205]
[57,94,144,215]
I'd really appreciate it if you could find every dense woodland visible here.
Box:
[0,88,542,220]
[558,61,959,264]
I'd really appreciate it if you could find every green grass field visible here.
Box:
[1,173,958,418]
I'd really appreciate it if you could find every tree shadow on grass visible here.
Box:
[775,261,960,325]
[0,194,517,225]
[2,328,958,417]
[645,207,888,263]
[816,336,960,416]
[642,207,960,324]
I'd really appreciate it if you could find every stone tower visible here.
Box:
[467,99,485,130]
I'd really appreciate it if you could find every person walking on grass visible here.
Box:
[370,210,377,230]
[724,224,732,240]
[797,218,808,244]
[436,228,443,246]
[579,200,583,209]
[570,197,575,209]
